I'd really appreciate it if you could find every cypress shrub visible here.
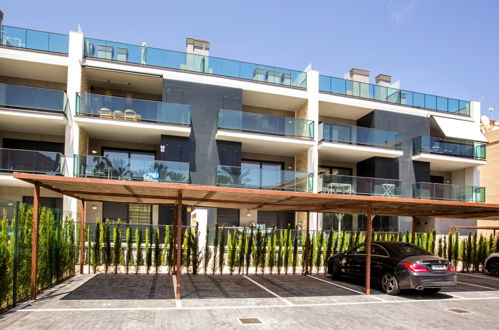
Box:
[92,220,101,273]
[161,226,170,267]
[452,232,460,267]
[254,226,262,274]
[183,228,190,271]
[191,224,200,275]
[237,229,246,275]
[113,221,122,274]
[212,224,219,275]
[315,230,323,275]
[339,231,346,253]
[103,220,111,274]
[228,230,237,275]
[447,232,453,262]
[86,225,91,272]
[472,232,479,272]
[135,228,143,274]
[267,228,276,274]
[292,227,298,275]
[125,227,132,274]
[332,231,339,255]
[153,228,161,274]
[259,230,268,275]
[245,226,254,275]
[203,225,210,275]
[285,226,292,274]
[167,227,174,273]
[310,234,316,274]
[145,228,152,274]
[218,225,225,274]
[301,231,307,273]
[276,230,283,275]
[324,228,333,274]
[0,216,9,309]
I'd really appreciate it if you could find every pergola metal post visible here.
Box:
[79,200,85,274]
[175,190,183,300]
[304,211,310,275]
[411,216,417,244]
[30,183,40,300]
[365,204,373,295]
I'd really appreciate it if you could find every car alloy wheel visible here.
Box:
[381,272,400,295]
[490,262,499,277]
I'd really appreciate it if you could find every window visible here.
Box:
[371,244,389,257]
[358,215,398,232]
[102,202,152,225]
[349,245,366,255]
[319,166,352,176]
[323,213,353,231]
[242,160,283,188]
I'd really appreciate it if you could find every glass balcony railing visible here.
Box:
[319,174,402,197]
[0,83,68,113]
[74,155,189,183]
[0,25,68,54]
[84,38,307,88]
[413,136,486,160]
[319,75,470,116]
[216,165,313,192]
[319,122,402,149]
[0,148,65,175]
[76,93,191,126]
[413,182,485,203]
[218,109,314,139]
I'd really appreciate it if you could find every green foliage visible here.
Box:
[212,224,219,275]
[113,221,122,274]
[227,230,238,275]
[92,220,101,273]
[191,224,200,275]
[167,227,174,273]
[0,216,10,309]
[267,228,276,274]
[284,226,292,274]
[245,226,254,275]
[135,228,143,273]
[103,220,111,274]
[161,226,169,267]
[292,227,298,275]
[277,230,283,275]
[153,228,161,274]
[218,225,225,274]
[125,227,132,274]
[237,229,246,274]
[323,228,333,274]
[145,228,152,274]
[315,230,323,275]
[203,226,210,275]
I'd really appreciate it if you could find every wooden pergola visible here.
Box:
[14,172,499,300]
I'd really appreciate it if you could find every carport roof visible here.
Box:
[13,172,499,220]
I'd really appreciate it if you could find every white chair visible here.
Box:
[112,110,125,120]
[99,107,112,118]
[124,109,137,121]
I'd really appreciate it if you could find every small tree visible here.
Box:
[267,228,276,274]
[292,226,298,275]
[161,226,170,267]
[167,227,174,273]
[153,228,161,274]
[145,228,152,274]
[135,228,143,274]
[191,224,200,275]
[103,220,112,274]
[203,225,210,275]
[92,220,101,274]
[323,228,333,274]
[113,221,122,274]
[125,227,132,274]
[237,229,246,274]
[212,224,219,275]
[245,226,254,275]
[218,225,226,274]
[284,226,291,274]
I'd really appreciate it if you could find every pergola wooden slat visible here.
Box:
[14,172,499,301]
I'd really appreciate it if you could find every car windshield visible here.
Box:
[394,244,432,257]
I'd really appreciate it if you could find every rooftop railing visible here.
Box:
[319,75,470,116]
[76,93,191,126]
[0,83,68,113]
[319,174,402,197]
[0,148,65,175]
[218,109,314,139]
[413,182,485,203]
[413,136,486,160]
[216,165,313,192]
[74,155,189,183]
[84,38,307,88]
[0,25,68,54]
[319,122,402,149]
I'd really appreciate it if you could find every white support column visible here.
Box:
[306,67,320,229]
[63,30,84,218]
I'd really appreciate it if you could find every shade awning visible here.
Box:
[431,115,487,142]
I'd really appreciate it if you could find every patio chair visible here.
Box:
[124,109,137,121]
[112,110,125,120]
[99,107,112,118]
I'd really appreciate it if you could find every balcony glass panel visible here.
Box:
[0,148,64,175]
[320,122,402,149]
[0,25,68,53]
[319,174,402,197]
[412,136,486,160]
[218,109,314,139]
[74,155,189,183]
[319,75,470,116]
[84,38,306,88]
[76,93,190,125]
[0,83,67,113]
[413,182,485,203]
[216,165,312,192]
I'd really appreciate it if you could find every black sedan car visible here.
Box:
[327,241,457,295]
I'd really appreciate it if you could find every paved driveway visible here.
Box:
[1,272,499,329]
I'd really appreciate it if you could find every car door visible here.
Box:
[344,244,366,276]
[370,244,390,280]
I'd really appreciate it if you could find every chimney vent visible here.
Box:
[186,38,210,56]
[375,74,392,87]
[348,68,370,83]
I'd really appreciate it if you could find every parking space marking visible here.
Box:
[172,275,182,308]
[459,273,499,281]
[306,275,386,301]
[16,295,499,313]
[458,281,498,291]
[243,276,294,306]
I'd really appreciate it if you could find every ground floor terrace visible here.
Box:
[2,273,499,329]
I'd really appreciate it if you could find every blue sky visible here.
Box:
[3,0,499,119]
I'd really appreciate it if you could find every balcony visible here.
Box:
[0,83,67,113]
[0,148,65,175]
[0,25,68,54]
[318,122,403,162]
[217,109,315,156]
[84,38,307,89]
[412,136,486,171]
[216,165,312,192]
[319,174,402,197]
[74,155,189,183]
[319,75,470,116]
[75,93,191,142]
[413,182,485,203]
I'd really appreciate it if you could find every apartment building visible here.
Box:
[0,20,488,234]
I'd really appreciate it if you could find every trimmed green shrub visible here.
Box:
[203,225,210,275]
[135,228,143,274]
[153,228,161,274]
[218,225,225,274]
[212,224,219,275]
[113,221,122,274]
[237,229,246,274]
[245,226,254,275]
[125,227,132,274]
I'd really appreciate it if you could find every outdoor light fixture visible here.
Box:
[246,209,251,217]
[91,205,98,210]
[91,150,98,154]
[7,202,13,206]
[187,207,192,212]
